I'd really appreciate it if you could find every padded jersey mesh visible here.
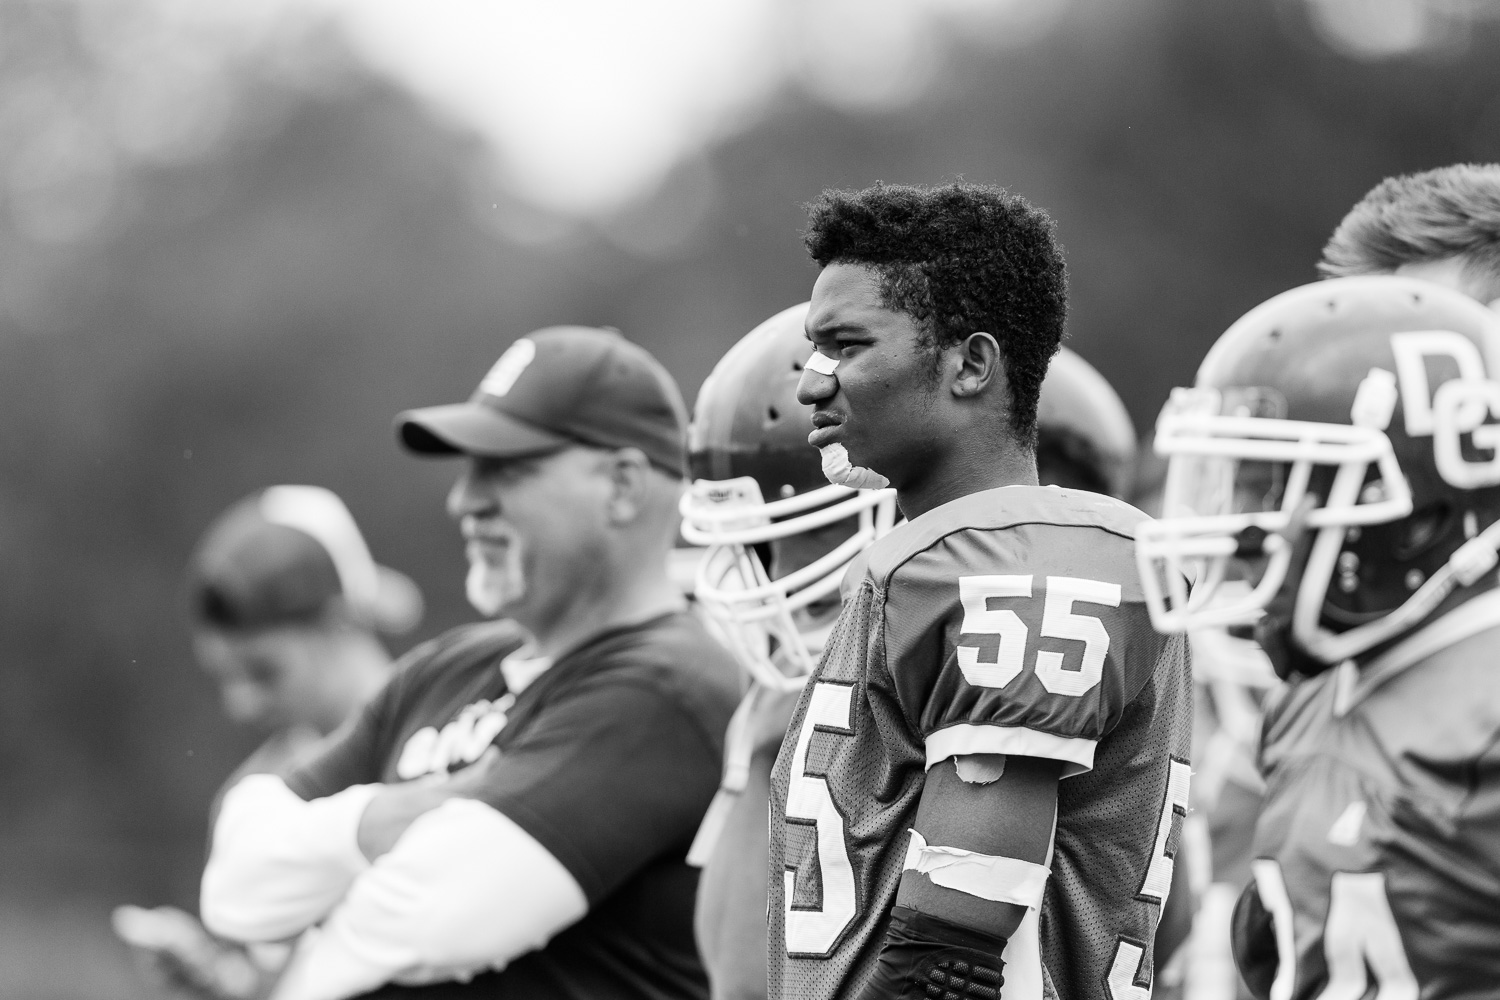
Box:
[769,581,914,1000]
[768,496,1193,1000]
[1040,630,1193,1000]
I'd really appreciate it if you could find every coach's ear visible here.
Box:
[602,447,654,526]
[950,331,1003,399]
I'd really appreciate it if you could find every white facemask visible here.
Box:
[819,442,890,491]
[464,525,527,617]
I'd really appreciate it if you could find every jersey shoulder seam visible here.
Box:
[869,513,1145,590]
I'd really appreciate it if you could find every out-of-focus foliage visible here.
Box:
[1,0,1498,994]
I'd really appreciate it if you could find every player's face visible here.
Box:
[447,446,611,628]
[195,626,329,731]
[799,263,942,490]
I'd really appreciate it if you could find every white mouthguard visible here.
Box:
[820,443,890,490]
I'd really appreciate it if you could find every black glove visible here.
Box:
[855,906,1007,1000]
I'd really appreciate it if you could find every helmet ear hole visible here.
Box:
[1394,502,1454,561]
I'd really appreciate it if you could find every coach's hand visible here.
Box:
[357,748,502,861]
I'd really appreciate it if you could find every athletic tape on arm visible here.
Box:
[902,831,1051,909]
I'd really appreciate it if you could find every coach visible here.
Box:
[200,327,740,1000]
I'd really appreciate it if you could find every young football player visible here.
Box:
[681,306,1153,1000]
[1136,275,1500,998]
[687,302,1152,1000]
[757,183,1192,1000]
[1320,162,1500,311]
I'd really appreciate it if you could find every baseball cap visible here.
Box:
[189,486,423,634]
[396,326,688,477]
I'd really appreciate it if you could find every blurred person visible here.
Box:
[114,485,422,1000]
[199,327,740,1000]
[1320,162,1500,310]
[1136,276,1500,999]
[757,183,1191,1000]
[682,301,1179,1000]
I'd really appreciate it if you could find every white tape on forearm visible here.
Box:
[902,830,1051,909]
[804,351,839,375]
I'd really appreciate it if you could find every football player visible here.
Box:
[758,182,1192,1000]
[682,305,1155,1000]
[1136,276,1500,998]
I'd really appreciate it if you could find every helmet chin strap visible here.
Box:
[1295,514,1500,666]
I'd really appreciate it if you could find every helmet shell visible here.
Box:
[687,303,821,501]
[1197,275,1500,622]
[1039,347,1137,498]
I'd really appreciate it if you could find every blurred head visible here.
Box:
[796,183,1067,492]
[398,327,688,627]
[682,303,897,689]
[1137,276,1500,675]
[1321,164,1500,310]
[188,486,419,732]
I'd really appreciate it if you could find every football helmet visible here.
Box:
[1136,275,1500,665]
[1037,346,1137,498]
[680,303,898,691]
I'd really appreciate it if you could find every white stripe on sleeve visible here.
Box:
[925,724,1096,777]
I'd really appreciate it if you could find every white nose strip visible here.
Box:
[805,351,840,376]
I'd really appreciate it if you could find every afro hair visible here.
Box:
[803,182,1067,445]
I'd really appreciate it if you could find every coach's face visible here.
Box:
[798,263,941,490]
[447,447,611,625]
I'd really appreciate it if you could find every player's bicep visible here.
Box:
[894,755,1060,940]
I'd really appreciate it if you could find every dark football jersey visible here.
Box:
[766,486,1193,1000]
[287,612,741,1000]
[1233,595,1500,1000]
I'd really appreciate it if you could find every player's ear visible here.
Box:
[951,332,1002,399]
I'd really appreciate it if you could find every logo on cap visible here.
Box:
[480,338,537,398]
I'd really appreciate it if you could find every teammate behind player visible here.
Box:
[759,182,1191,1000]
[1320,162,1500,310]
[116,486,418,1000]
[1136,276,1500,998]
[682,299,1149,1000]
[200,328,740,1000]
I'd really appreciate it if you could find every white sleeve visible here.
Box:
[201,774,379,943]
[269,797,588,1000]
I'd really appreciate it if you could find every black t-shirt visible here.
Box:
[286,612,741,1000]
